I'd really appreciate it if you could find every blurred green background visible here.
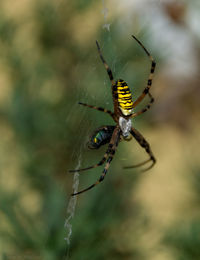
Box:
[0,0,200,259]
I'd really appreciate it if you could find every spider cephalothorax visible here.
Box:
[119,117,132,138]
[69,35,156,196]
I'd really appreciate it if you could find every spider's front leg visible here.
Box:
[96,40,115,86]
[131,92,154,118]
[131,35,156,108]
[78,102,114,118]
[71,127,121,196]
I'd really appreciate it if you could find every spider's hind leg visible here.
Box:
[69,144,112,173]
[71,154,114,196]
[124,158,153,171]
[124,127,156,172]
[71,127,121,196]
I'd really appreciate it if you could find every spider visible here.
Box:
[69,35,156,196]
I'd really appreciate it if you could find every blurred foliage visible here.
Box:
[163,166,200,260]
[164,220,200,260]
[0,0,200,260]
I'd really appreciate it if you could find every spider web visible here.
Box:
[63,1,112,258]
[102,0,111,31]
[64,155,80,245]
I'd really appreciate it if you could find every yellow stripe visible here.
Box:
[119,95,130,98]
[117,82,126,86]
[119,103,133,107]
[120,105,133,108]
[118,94,131,98]
[120,106,130,109]
[118,85,129,89]
[118,99,133,103]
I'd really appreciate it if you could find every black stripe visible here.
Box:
[107,157,112,163]
[122,82,127,87]
[113,85,117,91]
[99,175,105,182]
[121,97,132,100]
[98,107,104,111]
[148,79,152,85]
[110,149,115,155]
[107,68,113,80]
[118,91,130,94]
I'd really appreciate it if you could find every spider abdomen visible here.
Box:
[115,79,133,116]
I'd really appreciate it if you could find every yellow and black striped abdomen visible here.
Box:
[115,79,133,116]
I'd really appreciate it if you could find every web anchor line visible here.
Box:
[102,0,110,31]
[64,155,81,245]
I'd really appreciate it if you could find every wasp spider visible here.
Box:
[70,35,156,196]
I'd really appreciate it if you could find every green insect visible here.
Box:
[87,126,115,149]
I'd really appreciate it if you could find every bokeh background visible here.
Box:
[0,0,200,259]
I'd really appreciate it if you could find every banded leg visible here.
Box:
[96,41,115,86]
[131,92,154,118]
[124,127,156,171]
[71,127,121,196]
[131,35,156,108]
[69,143,113,173]
[78,102,114,118]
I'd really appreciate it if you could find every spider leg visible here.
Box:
[78,102,114,118]
[96,40,115,85]
[69,144,112,173]
[124,158,151,169]
[131,35,156,108]
[130,92,154,118]
[71,127,121,196]
[124,127,156,172]
[71,155,115,196]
